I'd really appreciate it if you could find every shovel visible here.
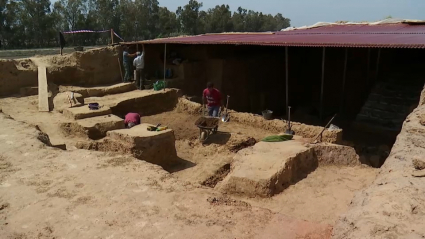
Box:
[285,106,295,135]
[221,95,230,122]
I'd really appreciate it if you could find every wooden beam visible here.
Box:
[38,66,49,112]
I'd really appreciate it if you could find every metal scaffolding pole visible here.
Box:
[163,43,167,91]
[366,48,371,87]
[320,47,326,121]
[285,46,289,117]
[340,48,348,115]
[376,48,381,82]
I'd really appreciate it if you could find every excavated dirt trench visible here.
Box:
[141,109,378,225]
[0,88,379,229]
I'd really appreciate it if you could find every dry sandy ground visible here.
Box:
[244,166,376,225]
[0,95,82,146]
[143,111,274,142]
[0,98,378,238]
[0,112,335,239]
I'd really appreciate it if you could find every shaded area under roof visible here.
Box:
[125,23,425,48]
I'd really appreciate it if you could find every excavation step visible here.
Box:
[61,115,124,140]
[217,140,316,197]
[63,105,112,120]
[59,82,136,97]
[77,123,179,169]
[85,88,181,117]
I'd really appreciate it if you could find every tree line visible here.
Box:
[0,0,291,49]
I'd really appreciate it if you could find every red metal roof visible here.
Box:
[129,23,425,48]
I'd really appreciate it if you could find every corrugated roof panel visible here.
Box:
[277,24,425,34]
[128,23,425,48]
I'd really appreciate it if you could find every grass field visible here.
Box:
[0,46,106,60]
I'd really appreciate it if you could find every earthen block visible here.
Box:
[61,115,124,139]
[313,144,361,166]
[217,141,316,197]
[63,105,111,120]
[105,123,178,168]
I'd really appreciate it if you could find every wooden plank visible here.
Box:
[38,66,49,112]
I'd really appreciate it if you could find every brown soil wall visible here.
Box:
[0,59,38,96]
[0,47,121,96]
[332,87,425,238]
[176,98,343,143]
[110,89,181,118]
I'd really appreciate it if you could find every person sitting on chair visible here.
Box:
[202,82,222,117]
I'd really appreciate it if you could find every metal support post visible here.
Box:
[340,48,348,115]
[320,47,326,121]
[285,46,289,117]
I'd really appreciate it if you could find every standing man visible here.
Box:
[123,45,137,82]
[133,45,145,89]
[203,82,222,117]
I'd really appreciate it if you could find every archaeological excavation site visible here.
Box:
[1,22,425,239]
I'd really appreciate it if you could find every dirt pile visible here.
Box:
[175,97,202,114]
[0,46,121,96]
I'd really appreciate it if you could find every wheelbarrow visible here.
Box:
[194,116,220,143]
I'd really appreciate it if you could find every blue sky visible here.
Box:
[159,0,425,27]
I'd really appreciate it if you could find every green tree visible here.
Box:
[118,0,137,41]
[176,0,203,35]
[133,0,160,40]
[54,0,87,31]
[157,7,179,37]
[17,0,55,47]
[204,4,233,33]
[0,0,291,49]
[274,13,290,30]
[232,7,247,32]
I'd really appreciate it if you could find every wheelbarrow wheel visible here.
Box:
[200,130,207,142]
